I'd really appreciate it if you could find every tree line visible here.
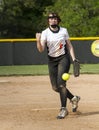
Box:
[0,0,99,38]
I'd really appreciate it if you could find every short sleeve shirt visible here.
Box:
[41,27,69,57]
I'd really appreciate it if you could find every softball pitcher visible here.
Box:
[36,12,80,119]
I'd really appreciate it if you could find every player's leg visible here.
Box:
[57,55,70,119]
[58,54,80,113]
[48,59,59,92]
[48,55,68,119]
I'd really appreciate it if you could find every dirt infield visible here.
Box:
[0,75,99,130]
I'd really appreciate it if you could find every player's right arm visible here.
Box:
[36,33,45,52]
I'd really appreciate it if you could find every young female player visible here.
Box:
[36,12,80,119]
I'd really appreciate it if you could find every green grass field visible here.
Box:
[0,64,99,76]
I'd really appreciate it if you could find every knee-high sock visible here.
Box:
[67,88,74,100]
[59,86,67,108]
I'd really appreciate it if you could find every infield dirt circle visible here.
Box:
[0,75,99,130]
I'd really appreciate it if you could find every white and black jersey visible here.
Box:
[41,27,69,57]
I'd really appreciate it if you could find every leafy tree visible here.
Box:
[44,0,99,37]
[0,0,54,38]
[0,0,99,38]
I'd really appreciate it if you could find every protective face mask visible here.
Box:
[51,24,58,28]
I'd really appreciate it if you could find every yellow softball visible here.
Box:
[62,73,70,81]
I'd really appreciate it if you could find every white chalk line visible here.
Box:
[0,80,10,83]
[31,107,59,111]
